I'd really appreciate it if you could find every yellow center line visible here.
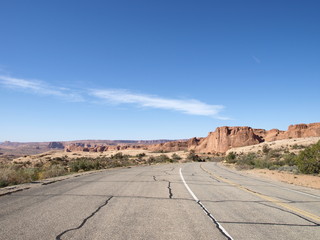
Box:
[200,164,320,223]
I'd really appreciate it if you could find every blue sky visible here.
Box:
[0,0,319,142]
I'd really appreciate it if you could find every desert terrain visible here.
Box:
[1,122,319,190]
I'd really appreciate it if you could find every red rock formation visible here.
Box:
[192,122,320,153]
[264,129,286,141]
[287,123,320,138]
[148,141,188,152]
[187,137,202,148]
[193,126,263,153]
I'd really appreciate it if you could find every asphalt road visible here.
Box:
[0,162,319,240]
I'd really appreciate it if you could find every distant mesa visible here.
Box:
[48,142,64,149]
[1,141,19,147]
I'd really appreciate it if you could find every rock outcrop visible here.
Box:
[148,141,188,152]
[193,126,263,153]
[252,123,320,142]
[192,122,320,153]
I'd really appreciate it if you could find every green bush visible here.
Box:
[39,165,67,179]
[282,153,296,166]
[171,153,181,161]
[187,151,202,162]
[292,144,305,150]
[237,153,256,167]
[295,140,320,174]
[136,153,146,159]
[111,152,125,160]
[0,166,39,187]
[147,156,156,164]
[253,158,272,169]
[262,145,271,154]
[225,152,236,163]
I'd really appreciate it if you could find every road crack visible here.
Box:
[153,175,173,199]
[259,202,320,226]
[55,196,113,240]
[167,182,173,199]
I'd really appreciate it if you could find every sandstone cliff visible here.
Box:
[252,123,320,142]
[193,126,263,153]
[147,141,188,152]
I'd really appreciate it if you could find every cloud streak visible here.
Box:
[0,75,83,102]
[91,89,226,118]
[0,75,228,119]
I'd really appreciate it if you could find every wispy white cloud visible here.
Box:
[90,89,227,119]
[252,55,261,64]
[0,75,83,102]
[0,75,228,119]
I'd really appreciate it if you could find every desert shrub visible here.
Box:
[151,150,168,153]
[147,156,156,164]
[237,153,256,167]
[68,158,97,172]
[0,167,39,187]
[268,149,282,159]
[146,154,174,164]
[0,168,16,187]
[39,165,67,179]
[282,152,296,166]
[225,152,236,163]
[262,145,271,154]
[171,153,181,161]
[111,152,124,159]
[34,161,44,168]
[292,144,305,150]
[155,154,171,163]
[187,151,202,162]
[136,153,146,159]
[295,140,320,174]
[253,158,272,169]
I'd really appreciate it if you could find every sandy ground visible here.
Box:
[223,163,320,189]
[237,167,320,189]
[226,137,320,155]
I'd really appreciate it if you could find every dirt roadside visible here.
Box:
[241,167,320,189]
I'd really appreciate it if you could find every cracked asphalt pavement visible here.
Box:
[0,162,319,239]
